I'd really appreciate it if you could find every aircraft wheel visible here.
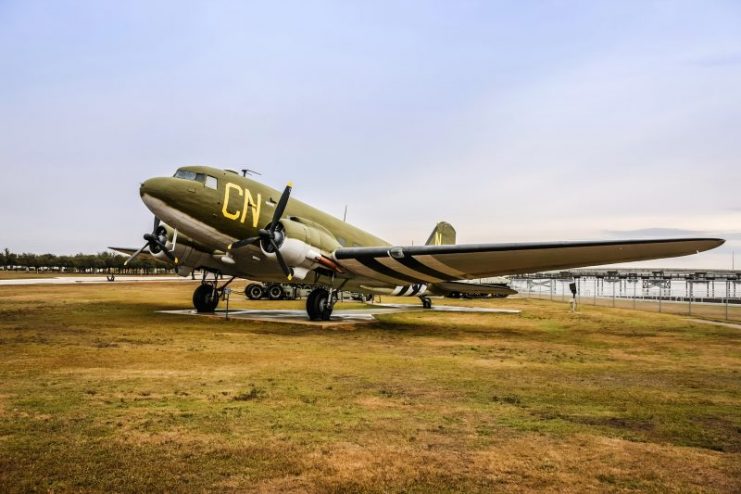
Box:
[306,288,333,321]
[193,284,219,313]
[245,283,264,300]
[421,296,432,309]
[266,284,284,300]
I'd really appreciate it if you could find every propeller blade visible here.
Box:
[153,216,160,232]
[229,236,260,251]
[144,233,179,265]
[124,242,149,266]
[270,238,293,280]
[270,182,292,233]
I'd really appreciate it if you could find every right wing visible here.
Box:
[334,238,724,285]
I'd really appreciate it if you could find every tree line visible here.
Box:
[1,248,170,274]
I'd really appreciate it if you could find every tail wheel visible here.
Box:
[245,283,264,300]
[267,284,284,300]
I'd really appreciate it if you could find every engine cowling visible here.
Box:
[260,218,342,279]
[149,226,217,275]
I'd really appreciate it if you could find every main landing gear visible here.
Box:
[306,287,337,321]
[192,272,236,313]
[420,296,433,309]
[193,284,219,313]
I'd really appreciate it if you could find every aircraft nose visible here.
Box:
[139,177,171,199]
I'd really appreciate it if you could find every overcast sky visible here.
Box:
[1,1,739,269]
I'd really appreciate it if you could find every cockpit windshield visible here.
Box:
[174,169,202,181]
[173,169,218,190]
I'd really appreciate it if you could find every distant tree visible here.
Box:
[4,248,17,267]
[38,253,56,269]
[0,248,173,274]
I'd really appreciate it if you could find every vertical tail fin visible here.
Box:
[425,221,456,246]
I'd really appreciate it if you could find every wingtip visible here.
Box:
[694,238,726,253]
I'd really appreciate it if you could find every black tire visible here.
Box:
[267,284,284,300]
[193,284,219,313]
[306,288,333,321]
[245,283,264,300]
[421,296,432,309]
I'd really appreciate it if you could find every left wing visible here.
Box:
[334,238,724,285]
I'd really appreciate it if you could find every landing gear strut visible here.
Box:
[306,287,337,321]
[192,272,235,313]
[420,296,432,309]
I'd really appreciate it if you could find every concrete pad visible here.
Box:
[159,304,520,326]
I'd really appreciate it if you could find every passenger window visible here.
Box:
[206,176,218,190]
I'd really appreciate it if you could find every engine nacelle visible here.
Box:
[148,227,217,275]
[260,218,342,279]
[169,243,213,271]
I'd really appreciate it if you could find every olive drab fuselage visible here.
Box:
[139,165,389,288]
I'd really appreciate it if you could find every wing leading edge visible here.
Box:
[333,238,724,285]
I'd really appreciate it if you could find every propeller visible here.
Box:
[125,217,179,266]
[228,182,294,279]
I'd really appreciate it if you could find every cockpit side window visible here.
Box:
[205,175,218,190]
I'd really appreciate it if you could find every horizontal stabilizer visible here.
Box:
[433,281,517,297]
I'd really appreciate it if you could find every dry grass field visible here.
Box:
[0,281,739,493]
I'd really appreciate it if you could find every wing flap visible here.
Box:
[334,238,724,283]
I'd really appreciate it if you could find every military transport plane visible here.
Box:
[113,165,724,320]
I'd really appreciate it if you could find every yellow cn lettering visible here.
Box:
[222,183,243,220]
[434,232,442,246]
[241,188,262,227]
